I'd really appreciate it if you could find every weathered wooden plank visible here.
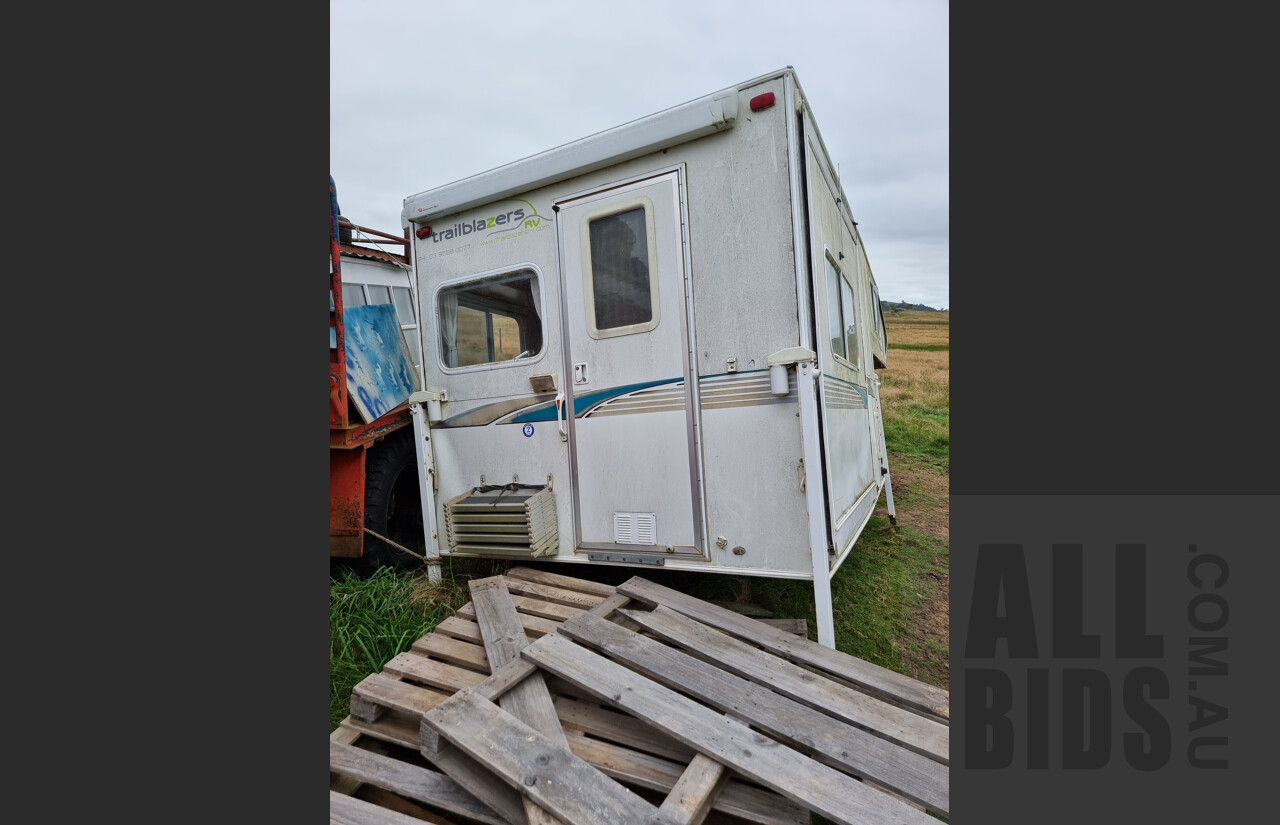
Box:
[501,576,608,610]
[458,601,563,638]
[756,617,809,637]
[331,789,437,825]
[505,592,591,622]
[617,576,950,719]
[412,632,493,671]
[343,706,521,825]
[402,687,798,825]
[382,650,487,693]
[656,753,729,825]
[419,738,530,825]
[343,710,422,750]
[470,576,572,825]
[619,605,948,763]
[418,591,638,754]
[522,633,938,825]
[562,733,807,825]
[353,672,453,719]
[554,696,697,763]
[453,592,636,706]
[331,719,367,795]
[504,566,618,598]
[433,614,485,644]
[330,739,508,825]
[423,688,679,825]
[471,578,569,745]
[351,785,461,825]
[350,694,387,723]
[563,610,948,812]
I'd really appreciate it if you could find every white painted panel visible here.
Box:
[429,421,573,559]
[697,390,812,574]
[575,409,695,547]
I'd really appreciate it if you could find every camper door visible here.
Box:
[807,151,880,561]
[555,170,705,558]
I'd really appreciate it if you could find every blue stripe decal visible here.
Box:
[509,402,559,423]
[510,378,682,423]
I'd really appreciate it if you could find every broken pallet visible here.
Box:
[331,566,949,825]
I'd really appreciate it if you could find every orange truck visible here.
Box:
[329,176,425,572]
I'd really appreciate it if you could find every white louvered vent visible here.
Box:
[443,486,558,558]
[614,512,657,545]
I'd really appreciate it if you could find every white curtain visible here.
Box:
[439,291,459,367]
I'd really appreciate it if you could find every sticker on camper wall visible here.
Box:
[522,423,535,437]
[426,199,551,251]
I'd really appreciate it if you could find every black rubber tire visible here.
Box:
[361,428,425,573]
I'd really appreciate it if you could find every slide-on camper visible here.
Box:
[402,67,894,647]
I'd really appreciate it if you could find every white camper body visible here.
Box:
[402,67,893,647]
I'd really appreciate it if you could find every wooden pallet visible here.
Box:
[330,567,949,825]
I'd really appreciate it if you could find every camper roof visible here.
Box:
[401,68,800,227]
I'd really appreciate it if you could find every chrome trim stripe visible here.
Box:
[700,371,797,409]
[436,371,804,428]
[822,375,869,409]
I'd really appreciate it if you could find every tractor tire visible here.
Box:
[361,428,425,573]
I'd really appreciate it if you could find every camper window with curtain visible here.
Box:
[436,269,543,369]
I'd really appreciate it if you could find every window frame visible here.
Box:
[433,265,547,374]
[824,251,863,376]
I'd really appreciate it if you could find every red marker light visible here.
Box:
[749,92,775,111]
[415,226,432,238]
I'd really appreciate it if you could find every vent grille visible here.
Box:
[614,512,657,545]
[443,485,558,558]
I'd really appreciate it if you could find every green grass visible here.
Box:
[330,565,467,731]
[889,343,949,351]
[884,402,949,471]
[831,518,947,668]
[671,516,947,670]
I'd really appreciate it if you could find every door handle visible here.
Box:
[555,389,568,442]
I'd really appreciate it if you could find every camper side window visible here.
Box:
[871,282,887,354]
[584,203,659,338]
[825,257,860,367]
[436,269,543,370]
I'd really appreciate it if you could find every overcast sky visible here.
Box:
[331,0,948,310]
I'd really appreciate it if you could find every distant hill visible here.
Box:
[881,300,947,313]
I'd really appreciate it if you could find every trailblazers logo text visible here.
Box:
[430,200,545,243]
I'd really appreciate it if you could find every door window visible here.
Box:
[582,198,660,338]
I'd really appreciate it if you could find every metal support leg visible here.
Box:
[409,401,442,583]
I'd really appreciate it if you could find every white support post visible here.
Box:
[408,398,442,583]
[796,360,835,648]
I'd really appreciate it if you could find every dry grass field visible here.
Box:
[871,309,949,688]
